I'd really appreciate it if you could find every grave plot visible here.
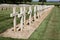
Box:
[0,5,54,39]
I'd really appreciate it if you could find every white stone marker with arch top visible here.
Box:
[10,6,18,32]
[28,6,32,25]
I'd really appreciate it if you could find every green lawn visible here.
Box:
[44,2,60,5]
[0,6,60,40]
[26,2,60,5]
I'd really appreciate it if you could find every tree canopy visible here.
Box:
[39,0,46,2]
[0,0,32,4]
[0,0,47,4]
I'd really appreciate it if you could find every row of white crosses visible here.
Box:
[10,5,27,31]
[10,5,52,32]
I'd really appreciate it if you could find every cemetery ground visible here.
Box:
[0,6,60,40]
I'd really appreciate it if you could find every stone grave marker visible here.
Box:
[27,6,32,25]
[23,7,26,25]
[10,6,18,32]
[18,7,24,31]
[37,5,40,18]
[34,5,37,21]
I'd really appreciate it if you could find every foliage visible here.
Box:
[0,0,32,4]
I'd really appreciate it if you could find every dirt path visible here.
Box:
[0,7,53,39]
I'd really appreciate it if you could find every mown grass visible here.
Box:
[26,2,60,5]
[44,2,60,5]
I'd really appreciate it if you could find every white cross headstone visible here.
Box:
[18,7,24,31]
[37,5,40,18]
[28,6,32,25]
[34,5,37,20]
[39,5,42,16]
[10,6,18,32]
[23,7,26,25]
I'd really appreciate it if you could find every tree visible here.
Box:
[0,0,32,4]
[39,0,46,2]
[39,0,42,2]
[39,0,46,5]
